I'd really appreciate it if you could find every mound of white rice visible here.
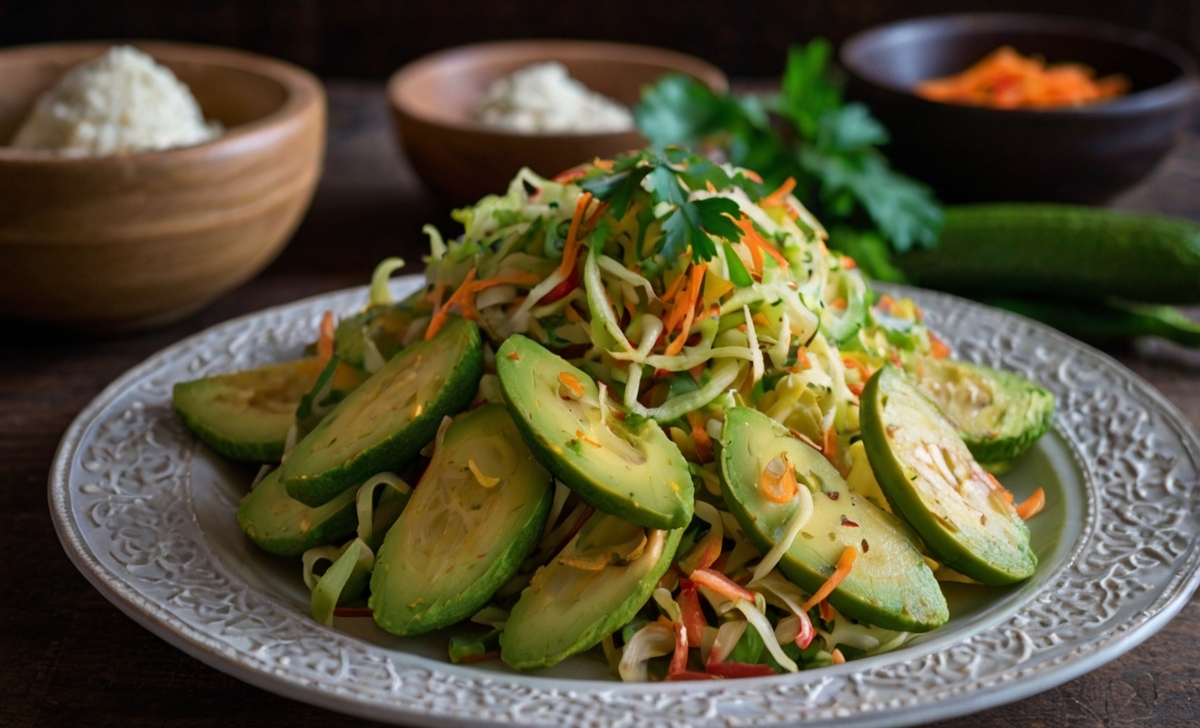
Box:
[474,61,634,134]
[11,45,222,155]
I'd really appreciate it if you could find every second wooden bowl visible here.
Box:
[0,41,325,332]
[387,40,727,205]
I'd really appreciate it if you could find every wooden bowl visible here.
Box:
[0,41,325,332]
[387,40,727,205]
[840,14,1199,204]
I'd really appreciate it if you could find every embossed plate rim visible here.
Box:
[49,279,1200,727]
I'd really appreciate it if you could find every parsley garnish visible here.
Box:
[635,39,943,274]
[579,148,744,263]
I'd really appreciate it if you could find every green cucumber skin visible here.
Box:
[173,393,285,463]
[282,319,483,507]
[236,472,358,557]
[370,405,554,637]
[860,367,1037,586]
[990,297,1200,349]
[899,204,1200,305]
[499,525,683,670]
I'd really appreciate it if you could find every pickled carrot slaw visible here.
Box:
[295,148,1043,680]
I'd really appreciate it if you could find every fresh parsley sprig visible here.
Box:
[578,147,744,263]
[635,39,943,277]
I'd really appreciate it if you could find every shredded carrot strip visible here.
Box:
[552,166,588,183]
[916,46,1129,109]
[818,599,835,622]
[664,264,707,356]
[316,311,335,363]
[734,215,789,270]
[623,296,637,323]
[564,304,583,323]
[1015,487,1046,520]
[660,268,689,304]
[592,157,615,170]
[558,192,594,280]
[830,298,847,310]
[840,255,857,270]
[679,531,722,574]
[425,282,447,309]
[558,371,585,398]
[690,567,755,603]
[822,427,838,463]
[425,268,477,340]
[761,177,796,207]
[876,294,896,314]
[506,352,520,361]
[830,648,846,665]
[928,333,951,359]
[842,357,872,383]
[802,546,858,611]
[687,410,713,463]
[741,169,763,184]
[760,455,799,503]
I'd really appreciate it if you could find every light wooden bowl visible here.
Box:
[0,41,325,332]
[387,40,727,205]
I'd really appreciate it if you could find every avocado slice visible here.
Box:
[282,317,483,507]
[236,468,360,557]
[909,357,1054,465]
[719,407,947,632]
[860,365,1037,586]
[173,358,367,462]
[496,335,693,530]
[369,404,553,636]
[334,302,418,370]
[500,512,683,670]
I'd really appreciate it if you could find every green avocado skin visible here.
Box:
[500,517,683,670]
[719,407,947,633]
[282,318,483,508]
[860,366,1037,586]
[911,359,1054,465]
[496,335,693,530]
[369,404,553,637]
[236,469,359,557]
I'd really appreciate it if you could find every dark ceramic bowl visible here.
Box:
[840,13,1199,203]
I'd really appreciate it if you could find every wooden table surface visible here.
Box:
[4,80,1200,728]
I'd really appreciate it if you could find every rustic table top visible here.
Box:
[4,80,1199,728]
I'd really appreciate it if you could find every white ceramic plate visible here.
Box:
[50,279,1200,727]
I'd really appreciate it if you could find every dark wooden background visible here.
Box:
[4,3,1200,727]
[2,0,1199,77]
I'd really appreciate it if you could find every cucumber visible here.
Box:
[334,302,419,370]
[989,297,1200,349]
[897,204,1200,305]
[496,334,694,530]
[500,512,683,670]
[281,317,482,507]
[370,404,553,636]
[236,468,359,557]
[719,407,947,632]
[860,365,1037,586]
[173,358,367,463]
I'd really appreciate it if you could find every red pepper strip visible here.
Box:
[541,265,580,305]
[551,505,595,556]
[707,661,778,678]
[666,621,690,678]
[552,165,589,184]
[316,311,335,363]
[678,579,707,648]
[690,567,755,603]
[666,670,717,681]
[795,607,816,649]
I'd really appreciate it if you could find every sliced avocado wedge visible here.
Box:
[236,468,359,557]
[910,357,1054,464]
[719,407,947,632]
[369,404,553,636]
[173,358,367,462]
[496,335,693,530]
[860,365,1037,586]
[282,317,482,507]
[500,512,683,670]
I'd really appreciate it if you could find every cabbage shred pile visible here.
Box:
[364,147,951,678]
